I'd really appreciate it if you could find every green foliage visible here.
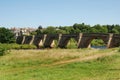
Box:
[20,44,37,49]
[30,31,37,35]
[36,29,43,35]
[0,44,9,56]
[0,27,15,43]
[91,39,106,46]
[0,46,6,56]
[118,48,120,52]
[0,43,37,50]
[67,38,78,49]
[73,23,91,33]
[92,24,108,33]
[42,26,57,34]
[9,44,37,49]
[35,23,120,35]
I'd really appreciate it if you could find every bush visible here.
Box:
[66,38,78,49]
[0,44,8,56]
[20,44,37,49]
[0,43,37,53]
[118,48,120,52]
[0,27,15,43]
[91,39,105,46]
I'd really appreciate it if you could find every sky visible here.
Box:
[0,0,120,28]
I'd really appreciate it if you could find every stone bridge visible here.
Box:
[16,33,120,48]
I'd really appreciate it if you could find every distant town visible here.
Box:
[10,27,37,37]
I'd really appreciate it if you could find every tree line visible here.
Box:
[33,23,120,35]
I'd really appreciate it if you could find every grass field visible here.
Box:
[0,48,120,80]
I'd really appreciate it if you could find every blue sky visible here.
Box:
[0,0,120,28]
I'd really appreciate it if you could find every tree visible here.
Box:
[111,24,120,34]
[73,23,91,33]
[92,24,107,33]
[36,25,43,35]
[0,27,15,43]
[107,25,114,33]
[42,26,57,34]
[30,31,37,35]
[38,25,42,29]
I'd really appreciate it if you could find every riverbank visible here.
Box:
[0,48,120,80]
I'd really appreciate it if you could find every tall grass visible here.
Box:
[0,48,119,80]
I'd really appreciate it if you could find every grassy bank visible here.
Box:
[0,48,120,80]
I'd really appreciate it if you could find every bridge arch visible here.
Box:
[66,38,78,48]
[33,35,44,48]
[43,34,59,48]
[88,38,107,48]
[78,33,110,48]
[58,34,79,48]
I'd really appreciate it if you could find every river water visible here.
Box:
[91,46,107,49]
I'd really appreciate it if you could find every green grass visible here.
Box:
[0,43,37,50]
[0,48,120,80]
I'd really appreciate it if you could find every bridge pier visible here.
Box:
[108,34,120,48]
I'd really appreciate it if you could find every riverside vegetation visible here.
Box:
[0,47,120,80]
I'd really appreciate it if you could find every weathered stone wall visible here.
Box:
[23,36,34,44]
[78,33,110,48]
[58,34,79,48]
[33,35,44,48]
[16,33,120,48]
[43,34,59,48]
[16,36,25,44]
[108,34,120,48]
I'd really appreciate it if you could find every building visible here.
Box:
[10,27,36,38]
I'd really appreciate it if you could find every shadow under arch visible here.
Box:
[66,38,78,49]
[43,34,59,48]
[58,34,79,48]
[33,35,44,48]
[89,38,107,49]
